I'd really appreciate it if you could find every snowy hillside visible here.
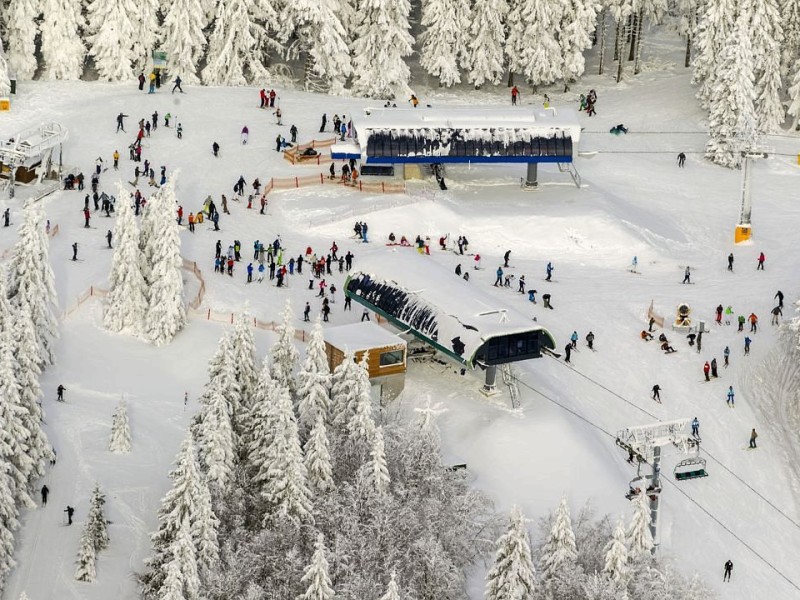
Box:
[1,53,800,599]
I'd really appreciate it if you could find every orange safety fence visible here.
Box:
[0,223,58,261]
[48,224,59,238]
[182,258,206,310]
[283,137,338,165]
[61,285,108,319]
[258,174,405,207]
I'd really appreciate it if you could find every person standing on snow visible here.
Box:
[677,152,686,168]
[41,485,49,506]
[241,126,249,145]
[586,331,595,350]
[749,429,758,448]
[564,344,572,363]
[682,266,691,284]
[715,304,723,325]
[726,386,734,406]
[303,302,311,322]
[546,262,554,281]
[3,208,9,227]
[723,345,730,367]
[711,357,718,377]
[724,305,733,325]
[212,142,220,157]
[494,266,503,286]
[511,85,519,105]
[703,361,710,382]
[570,331,578,349]
[72,242,79,261]
[756,251,765,270]
[748,312,758,333]
[518,275,525,293]
[723,560,733,582]
[116,113,128,133]
[106,230,112,249]
[57,384,66,402]
[771,305,782,325]
[727,252,734,271]
[64,506,75,525]
[744,336,752,355]
[290,124,298,143]
[172,75,184,93]
[691,417,699,437]
[652,384,661,402]
[503,250,511,267]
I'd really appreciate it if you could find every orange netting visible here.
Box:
[283,137,337,165]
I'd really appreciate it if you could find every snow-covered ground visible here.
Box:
[2,60,800,599]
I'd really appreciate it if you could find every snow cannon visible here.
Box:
[674,304,692,329]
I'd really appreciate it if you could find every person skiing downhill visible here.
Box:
[756,251,765,270]
[172,76,184,93]
[723,345,730,367]
[545,262,554,281]
[727,386,735,406]
[570,331,578,349]
[651,384,661,402]
[682,266,691,284]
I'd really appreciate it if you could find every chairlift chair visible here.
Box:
[674,457,708,481]
[625,475,661,501]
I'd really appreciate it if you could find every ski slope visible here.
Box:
[1,67,799,600]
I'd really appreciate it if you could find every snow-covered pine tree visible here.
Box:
[145,176,187,345]
[606,0,633,83]
[330,349,360,433]
[627,0,668,77]
[157,554,186,599]
[157,517,200,600]
[705,7,757,168]
[199,331,242,429]
[87,483,109,551]
[230,310,257,416]
[142,429,204,595]
[11,298,53,482]
[786,61,800,130]
[202,0,271,86]
[365,425,390,494]
[2,0,39,80]
[261,383,313,523]
[270,300,299,394]
[781,0,800,79]
[467,0,508,88]
[506,0,564,90]
[338,0,358,44]
[244,357,277,462]
[559,0,598,90]
[85,0,137,81]
[0,37,10,97]
[582,572,621,599]
[197,387,236,491]
[748,0,784,132]
[350,0,414,99]
[419,0,472,87]
[191,473,219,571]
[0,461,19,591]
[304,412,334,493]
[138,186,160,289]
[298,532,335,600]
[160,0,207,84]
[676,0,699,68]
[7,205,59,368]
[485,506,536,600]
[297,317,331,432]
[39,0,85,79]
[602,518,628,583]
[133,0,159,71]
[109,398,132,453]
[626,492,654,559]
[74,526,97,582]
[691,0,736,108]
[379,571,401,600]
[280,0,352,94]
[249,0,283,71]
[104,183,148,334]
[347,355,376,447]
[539,496,578,581]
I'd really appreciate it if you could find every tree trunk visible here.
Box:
[616,22,625,83]
[303,53,313,91]
[628,12,638,62]
[598,9,607,75]
[633,9,644,74]
[613,20,620,61]
[684,8,695,68]
[508,71,515,87]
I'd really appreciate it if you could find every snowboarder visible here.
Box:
[106,230,112,248]
[749,429,758,448]
[564,344,572,363]
[2,208,9,227]
[570,331,578,349]
[723,345,730,367]
[744,336,752,355]
[41,485,49,506]
[241,126,249,145]
[545,262,554,281]
[727,252,734,271]
[771,305,782,325]
[723,560,733,582]
[682,266,691,284]
[494,266,503,286]
[172,75,183,93]
[677,152,686,168]
[57,385,65,402]
[775,290,784,309]
[64,506,75,525]
[72,243,78,261]
[711,357,718,377]
[726,386,734,406]
[652,384,661,402]
[212,141,220,157]
[116,112,128,132]
[703,361,710,382]
[641,330,654,341]
[503,250,511,267]
[756,251,765,270]
[691,417,699,437]
[303,302,311,322]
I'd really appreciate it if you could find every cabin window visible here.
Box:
[379,350,404,367]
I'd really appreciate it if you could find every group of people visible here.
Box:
[579,89,598,116]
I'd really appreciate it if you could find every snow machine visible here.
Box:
[673,457,708,481]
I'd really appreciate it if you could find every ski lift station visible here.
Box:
[344,252,557,391]
[330,105,583,188]
[0,122,68,198]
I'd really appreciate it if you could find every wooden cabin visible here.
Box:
[323,322,407,402]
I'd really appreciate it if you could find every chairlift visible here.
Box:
[625,475,661,501]
[674,457,708,481]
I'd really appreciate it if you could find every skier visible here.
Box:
[113,150,119,170]
[723,345,730,367]
[775,290,784,309]
[727,252,734,271]
[744,336,752,355]
[737,314,745,332]
[652,384,661,402]
[116,112,128,132]
[545,262,554,281]
[631,256,638,272]
[344,296,352,311]
[711,357,718,377]
[164,113,171,127]
[188,213,195,233]
[511,85,519,105]
[361,308,370,322]
[2,208,9,227]
[726,386,734,406]
[771,305,782,325]
[748,312,758,333]
[64,506,75,525]
[715,304,723,325]
[756,251,765,270]
[106,230,112,248]
[564,343,572,363]
[749,429,758,448]
[290,124,298,143]
[570,331,578,349]
[41,485,49,506]
[691,417,699,437]
[241,126,249,145]
[57,384,66,401]
[246,263,253,283]
[703,361,710,382]
[177,123,183,139]
[503,250,511,267]
[72,242,78,261]
[723,560,733,582]
[212,141,220,157]
[494,266,503,286]
[682,266,691,284]
[172,75,184,93]
[677,152,686,168]
[724,305,733,325]
[303,302,311,322]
